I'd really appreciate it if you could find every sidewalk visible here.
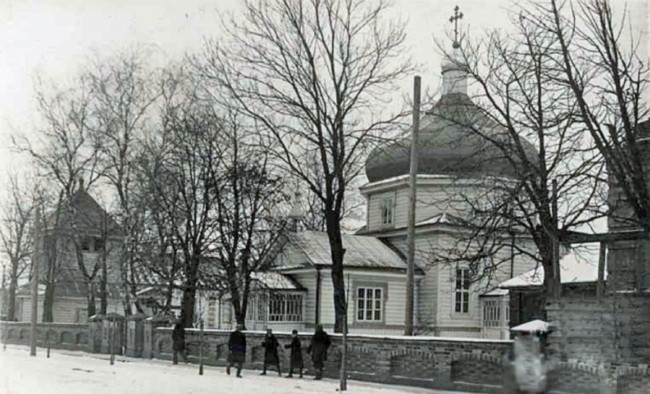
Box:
[0,345,479,394]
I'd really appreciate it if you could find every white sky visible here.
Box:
[0,0,647,187]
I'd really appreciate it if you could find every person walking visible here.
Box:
[284,329,303,378]
[307,324,330,380]
[227,324,246,378]
[172,319,188,364]
[260,328,281,376]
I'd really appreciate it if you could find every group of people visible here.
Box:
[171,320,331,380]
[227,324,331,380]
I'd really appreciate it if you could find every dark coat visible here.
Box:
[262,334,280,365]
[228,330,247,363]
[307,329,331,364]
[284,337,303,368]
[172,324,185,352]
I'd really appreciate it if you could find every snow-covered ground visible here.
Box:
[0,346,473,394]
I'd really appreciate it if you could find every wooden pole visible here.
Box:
[3,264,7,351]
[46,321,51,358]
[110,315,115,365]
[597,242,607,301]
[340,271,350,391]
[29,208,41,357]
[405,76,421,336]
[199,320,204,375]
[551,179,561,299]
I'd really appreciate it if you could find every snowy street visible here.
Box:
[0,346,476,394]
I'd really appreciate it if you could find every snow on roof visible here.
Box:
[250,272,304,290]
[416,212,464,227]
[360,173,451,189]
[482,288,509,296]
[287,231,407,270]
[499,245,603,288]
[511,319,549,333]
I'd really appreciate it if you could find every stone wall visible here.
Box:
[152,328,512,393]
[0,321,89,352]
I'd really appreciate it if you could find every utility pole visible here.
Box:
[405,76,421,336]
[3,263,7,351]
[29,208,41,357]
[110,315,115,365]
[551,179,561,299]
[340,271,350,392]
[199,319,204,375]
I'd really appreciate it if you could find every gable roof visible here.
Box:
[275,231,410,271]
[251,272,305,290]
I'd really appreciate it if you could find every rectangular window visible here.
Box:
[268,293,302,322]
[356,287,383,322]
[455,268,470,313]
[380,197,394,226]
[482,299,500,327]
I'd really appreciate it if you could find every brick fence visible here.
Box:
[151,328,512,393]
[0,321,89,352]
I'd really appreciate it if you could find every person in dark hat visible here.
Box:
[261,328,281,376]
[307,324,330,380]
[284,329,303,378]
[227,324,246,378]
[172,319,187,364]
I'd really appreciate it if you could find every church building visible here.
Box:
[217,38,539,339]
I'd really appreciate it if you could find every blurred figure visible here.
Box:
[284,329,303,378]
[261,328,281,376]
[307,324,330,380]
[227,324,246,378]
[172,319,187,364]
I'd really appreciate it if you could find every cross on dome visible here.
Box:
[449,5,464,48]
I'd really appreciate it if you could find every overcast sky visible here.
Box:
[0,0,647,189]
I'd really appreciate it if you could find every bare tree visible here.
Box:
[87,50,161,314]
[14,73,104,319]
[134,127,186,314]
[534,0,649,233]
[210,114,288,329]
[429,3,605,300]
[194,0,411,331]
[0,175,36,321]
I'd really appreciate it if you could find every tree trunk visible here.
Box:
[99,271,108,315]
[42,281,55,322]
[87,282,96,317]
[229,279,245,330]
[99,244,108,315]
[180,257,200,328]
[7,274,18,321]
[180,284,197,328]
[325,210,346,333]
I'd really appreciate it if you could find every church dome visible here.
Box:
[366,92,537,183]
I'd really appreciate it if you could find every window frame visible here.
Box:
[267,292,304,322]
[356,286,384,322]
[380,195,395,227]
[454,268,471,314]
